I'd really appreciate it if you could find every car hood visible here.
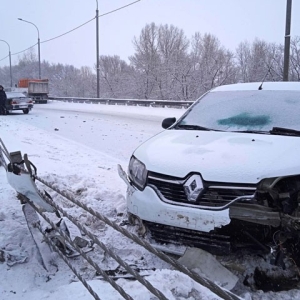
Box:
[133,130,300,183]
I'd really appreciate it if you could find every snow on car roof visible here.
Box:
[212,81,300,92]
[6,91,27,97]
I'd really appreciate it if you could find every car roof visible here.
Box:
[212,82,300,92]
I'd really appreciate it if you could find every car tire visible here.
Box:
[23,109,29,114]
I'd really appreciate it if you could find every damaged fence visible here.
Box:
[0,138,240,300]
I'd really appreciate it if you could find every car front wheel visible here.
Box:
[23,109,29,114]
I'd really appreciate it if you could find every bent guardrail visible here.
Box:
[48,96,194,108]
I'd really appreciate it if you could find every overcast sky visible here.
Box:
[0,0,299,70]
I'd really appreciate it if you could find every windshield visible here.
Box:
[178,90,300,132]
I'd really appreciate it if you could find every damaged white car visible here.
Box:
[119,81,300,268]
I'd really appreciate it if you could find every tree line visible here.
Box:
[0,22,300,100]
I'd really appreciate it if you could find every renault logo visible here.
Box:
[183,174,203,202]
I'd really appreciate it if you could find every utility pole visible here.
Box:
[283,0,292,81]
[96,0,100,98]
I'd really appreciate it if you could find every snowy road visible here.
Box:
[9,101,184,162]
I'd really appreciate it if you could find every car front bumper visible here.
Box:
[118,164,231,232]
[127,185,232,232]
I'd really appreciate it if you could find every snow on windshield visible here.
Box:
[180,90,300,131]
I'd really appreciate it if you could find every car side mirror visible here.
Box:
[162,117,176,129]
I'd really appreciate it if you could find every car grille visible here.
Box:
[147,172,256,207]
[144,219,269,255]
[144,221,231,255]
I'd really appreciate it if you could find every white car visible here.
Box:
[119,82,300,265]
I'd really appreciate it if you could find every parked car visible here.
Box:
[5,91,34,114]
[118,81,300,266]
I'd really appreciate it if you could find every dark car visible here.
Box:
[5,92,34,114]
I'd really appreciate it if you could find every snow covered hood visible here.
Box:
[133,130,300,184]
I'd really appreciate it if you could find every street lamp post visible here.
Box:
[0,39,12,87]
[96,0,100,98]
[18,18,41,79]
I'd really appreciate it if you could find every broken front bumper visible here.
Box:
[128,185,232,232]
[118,164,231,232]
[117,164,283,231]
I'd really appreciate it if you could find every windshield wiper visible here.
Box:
[269,127,300,136]
[175,124,214,131]
[231,130,269,134]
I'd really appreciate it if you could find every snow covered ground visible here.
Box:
[1,101,300,299]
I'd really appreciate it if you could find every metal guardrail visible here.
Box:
[48,96,194,108]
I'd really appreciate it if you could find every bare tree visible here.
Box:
[79,66,95,97]
[13,49,40,81]
[236,41,251,82]
[290,37,300,81]
[157,24,190,100]
[99,55,134,98]
[235,39,283,83]
[190,33,237,97]
[130,23,161,99]
[130,23,192,100]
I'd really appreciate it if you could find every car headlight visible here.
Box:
[128,156,148,190]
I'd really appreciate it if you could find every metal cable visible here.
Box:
[0,138,11,170]
[17,194,102,300]
[25,197,134,300]
[11,43,38,56]
[99,0,141,18]
[0,54,9,62]
[41,18,95,44]
[7,1,142,57]
[38,189,169,300]
[0,147,7,170]
[0,138,12,162]
[45,236,101,299]
[37,223,101,300]
[35,175,240,300]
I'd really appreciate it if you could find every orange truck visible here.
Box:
[17,78,49,104]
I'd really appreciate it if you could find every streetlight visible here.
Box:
[96,0,100,98]
[0,39,12,87]
[18,18,41,79]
